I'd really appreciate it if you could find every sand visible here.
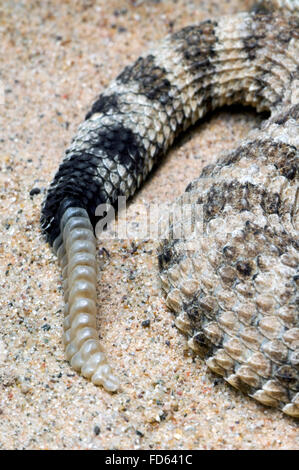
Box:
[0,0,298,449]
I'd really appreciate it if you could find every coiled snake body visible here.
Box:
[41,1,299,417]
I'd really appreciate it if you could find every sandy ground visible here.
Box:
[0,0,298,450]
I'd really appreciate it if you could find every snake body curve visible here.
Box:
[41,1,299,416]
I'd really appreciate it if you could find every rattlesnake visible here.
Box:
[41,0,299,417]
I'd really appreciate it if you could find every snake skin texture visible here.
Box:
[41,1,299,416]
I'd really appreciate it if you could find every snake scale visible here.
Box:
[41,0,299,417]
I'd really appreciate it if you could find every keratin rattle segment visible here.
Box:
[54,207,119,391]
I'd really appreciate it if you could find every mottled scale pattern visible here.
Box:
[159,112,299,416]
[41,1,299,416]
